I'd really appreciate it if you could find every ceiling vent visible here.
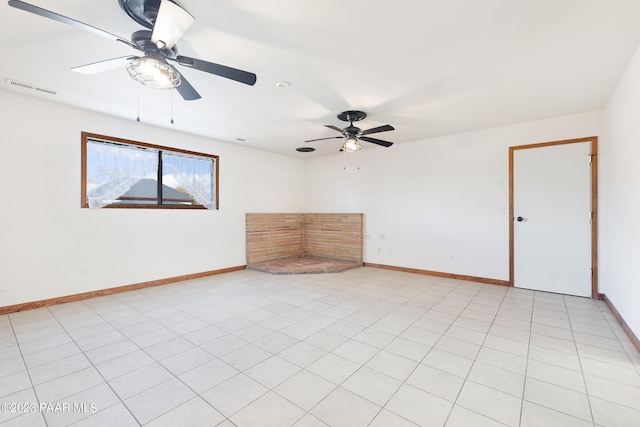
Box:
[5,78,57,95]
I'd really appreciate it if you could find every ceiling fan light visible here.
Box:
[342,136,363,153]
[126,55,181,90]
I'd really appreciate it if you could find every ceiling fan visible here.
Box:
[7,0,257,100]
[305,110,394,152]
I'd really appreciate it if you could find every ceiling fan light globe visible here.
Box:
[126,55,181,90]
[342,137,362,153]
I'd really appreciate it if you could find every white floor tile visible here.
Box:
[580,356,640,388]
[57,403,137,427]
[145,397,225,427]
[520,401,593,427]
[278,341,327,367]
[332,339,379,364]
[274,369,336,411]
[159,346,215,375]
[94,350,155,381]
[467,361,525,398]
[182,325,226,345]
[421,348,474,378]
[123,377,196,424]
[446,405,509,427]
[244,355,301,388]
[84,339,139,365]
[445,325,487,345]
[365,350,419,381]
[311,387,381,427]
[23,342,82,369]
[34,366,105,403]
[144,336,195,361]
[18,333,74,356]
[304,329,349,351]
[523,377,592,422]
[385,336,432,362]
[529,333,577,354]
[385,383,453,427]
[583,373,640,411]
[526,359,586,393]
[406,363,464,402]
[230,391,305,427]
[528,344,582,371]
[178,358,239,394]
[483,335,528,358]
[28,353,92,385]
[435,336,481,360]
[0,388,39,424]
[200,373,267,417]
[293,413,330,426]
[456,381,521,426]
[108,362,173,400]
[369,409,419,426]
[199,334,248,357]
[342,366,402,406]
[43,383,121,427]
[306,352,361,384]
[589,395,640,426]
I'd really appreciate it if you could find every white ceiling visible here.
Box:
[2,0,640,158]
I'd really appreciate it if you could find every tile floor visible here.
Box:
[1,267,639,426]
[248,257,362,274]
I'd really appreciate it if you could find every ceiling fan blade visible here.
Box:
[172,56,256,86]
[304,136,343,143]
[151,0,194,50]
[324,125,345,134]
[8,0,137,49]
[71,56,137,75]
[360,136,394,147]
[360,124,395,135]
[174,69,201,101]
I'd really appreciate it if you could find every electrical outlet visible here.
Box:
[379,234,385,240]
[448,254,455,261]
[81,267,89,277]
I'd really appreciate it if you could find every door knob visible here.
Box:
[516,216,524,222]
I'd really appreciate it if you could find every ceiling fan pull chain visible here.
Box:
[170,89,175,124]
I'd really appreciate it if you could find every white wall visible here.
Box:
[0,91,305,307]
[304,111,605,282]
[604,43,640,339]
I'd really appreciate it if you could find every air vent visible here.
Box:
[5,78,57,95]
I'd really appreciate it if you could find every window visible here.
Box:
[81,132,218,209]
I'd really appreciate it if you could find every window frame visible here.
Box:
[81,132,219,210]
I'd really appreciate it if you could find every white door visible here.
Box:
[512,141,592,297]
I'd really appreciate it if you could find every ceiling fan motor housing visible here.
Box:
[344,125,361,136]
[131,30,178,58]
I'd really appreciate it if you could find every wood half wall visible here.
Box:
[246,213,364,265]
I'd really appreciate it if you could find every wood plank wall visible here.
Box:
[246,213,363,265]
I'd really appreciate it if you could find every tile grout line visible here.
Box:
[564,294,597,426]
[6,312,48,427]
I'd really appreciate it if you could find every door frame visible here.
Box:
[508,136,598,298]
